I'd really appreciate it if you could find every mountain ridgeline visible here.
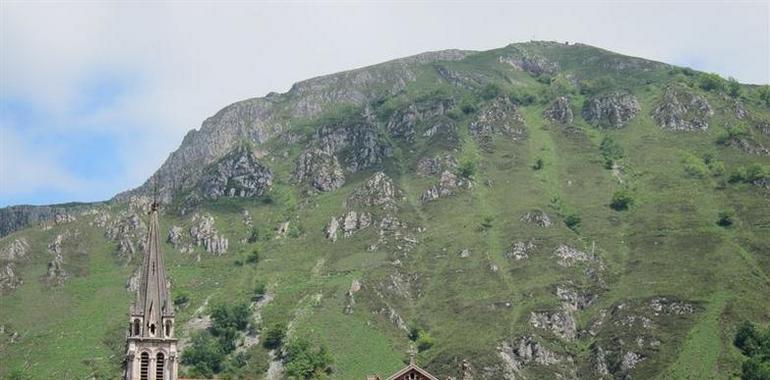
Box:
[2,41,770,379]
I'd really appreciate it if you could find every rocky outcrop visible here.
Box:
[756,120,770,136]
[325,211,372,241]
[652,86,713,131]
[325,217,340,242]
[386,98,454,141]
[106,211,146,257]
[0,204,87,238]
[553,244,599,267]
[45,253,68,287]
[727,137,770,156]
[199,145,273,199]
[582,91,640,128]
[167,225,184,247]
[498,336,564,377]
[470,97,527,143]
[557,286,596,311]
[529,310,577,340]
[294,149,346,191]
[344,279,361,314]
[420,170,471,203]
[190,214,228,255]
[544,96,574,124]
[417,154,458,177]
[0,263,22,292]
[521,209,552,227]
[499,52,559,76]
[0,238,29,261]
[348,172,402,209]
[505,241,536,261]
[314,119,392,173]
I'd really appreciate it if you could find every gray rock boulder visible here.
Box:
[420,170,471,203]
[521,209,552,227]
[294,149,345,191]
[199,145,273,199]
[190,213,228,255]
[544,96,574,124]
[498,336,563,377]
[417,154,458,177]
[0,238,29,261]
[652,86,713,131]
[505,241,536,261]
[349,172,401,209]
[0,263,22,292]
[470,97,527,143]
[529,310,577,340]
[582,91,640,128]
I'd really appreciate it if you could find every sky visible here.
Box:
[1,1,768,207]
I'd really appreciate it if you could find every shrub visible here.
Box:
[457,159,477,179]
[246,249,260,264]
[408,326,421,342]
[610,190,634,211]
[698,73,724,92]
[759,85,770,107]
[263,323,287,349]
[532,158,544,171]
[416,331,435,352]
[734,321,770,379]
[174,293,190,307]
[600,136,624,169]
[682,153,710,178]
[742,357,770,380]
[253,281,267,299]
[728,77,741,98]
[509,87,538,105]
[461,103,477,114]
[717,209,735,227]
[564,213,581,230]
[480,83,503,100]
[182,332,226,376]
[211,303,251,333]
[284,339,334,379]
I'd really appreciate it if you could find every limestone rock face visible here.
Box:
[470,97,527,143]
[521,209,552,227]
[313,119,392,173]
[505,241,536,261]
[200,146,273,199]
[544,96,574,124]
[167,225,184,247]
[0,263,22,292]
[106,211,146,257]
[349,172,401,209]
[557,286,596,311]
[652,87,713,131]
[190,213,228,255]
[554,244,600,267]
[529,311,577,340]
[341,211,372,237]
[498,336,563,377]
[420,170,470,203]
[46,253,68,287]
[294,149,345,191]
[325,217,340,242]
[582,91,640,128]
[0,238,29,261]
[386,98,454,141]
[417,154,458,177]
[499,52,559,76]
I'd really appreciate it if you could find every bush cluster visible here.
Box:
[734,321,770,379]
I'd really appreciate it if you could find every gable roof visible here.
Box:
[386,363,440,380]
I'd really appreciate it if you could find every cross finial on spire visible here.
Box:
[407,343,417,365]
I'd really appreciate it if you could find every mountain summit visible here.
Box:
[1,41,769,379]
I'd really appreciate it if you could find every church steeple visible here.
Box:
[133,202,173,337]
[125,201,178,380]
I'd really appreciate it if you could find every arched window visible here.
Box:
[133,319,141,336]
[164,320,172,337]
[140,352,149,380]
[156,352,165,380]
[149,323,156,336]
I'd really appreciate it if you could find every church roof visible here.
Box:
[385,363,440,380]
[132,203,173,334]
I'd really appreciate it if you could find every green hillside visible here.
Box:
[1,41,769,379]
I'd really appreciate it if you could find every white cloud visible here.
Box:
[1,1,768,205]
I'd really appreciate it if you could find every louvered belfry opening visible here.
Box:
[139,352,149,380]
[156,352,165,380]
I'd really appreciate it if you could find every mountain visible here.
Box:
[1,41,770,379]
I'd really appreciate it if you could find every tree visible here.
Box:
[610,190,634,211]
[284,339,334,379]
[600,136,624,169]
[717,209,735,227]
[698,73,724,92]
[728,77,741,98]
[182,332,226,376]
[263,323,287,349]
[564,213,581,230]
[457,159,477,179]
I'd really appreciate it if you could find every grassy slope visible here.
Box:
[1,42,769,379]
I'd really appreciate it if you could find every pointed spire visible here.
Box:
[134,201,173,337]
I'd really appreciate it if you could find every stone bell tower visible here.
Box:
[125,201,178,380]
